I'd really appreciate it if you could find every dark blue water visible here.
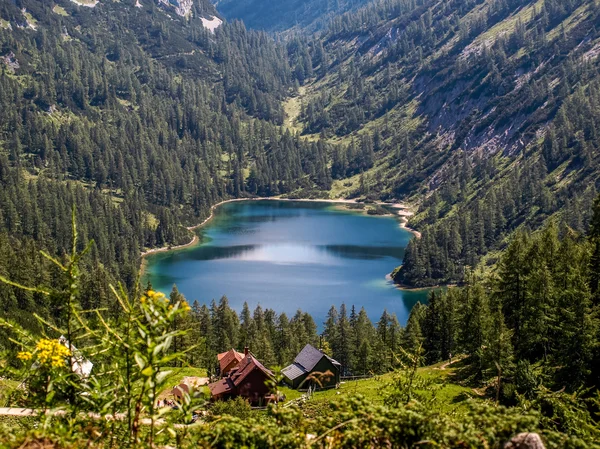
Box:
[144,201,428,326]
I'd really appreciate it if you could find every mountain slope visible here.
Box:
[213,0,369,33]
[1,0,599,303]
[293,0,600,286]
[0,0,334,332]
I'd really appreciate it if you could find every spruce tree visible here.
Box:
[589,194,600,304]
[337,304,352,375]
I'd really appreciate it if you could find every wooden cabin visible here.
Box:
[208,350,275,406]
[282,344,341,389]
[217,348,245,377]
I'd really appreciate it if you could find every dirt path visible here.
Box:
[0,407,190,427]
[439,361,452,370]
[0,407,35,416]
[434,355,465,370]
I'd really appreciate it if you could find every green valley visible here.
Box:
[0,0,599,447]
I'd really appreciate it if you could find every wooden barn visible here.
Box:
[282,344,341,389]
[217,348,244,377]
[208,349,275,405]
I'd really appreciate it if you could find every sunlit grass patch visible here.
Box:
[53,5,69,16]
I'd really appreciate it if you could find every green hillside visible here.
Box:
[0,0,333,334]
[0,1,599,446]
[289,0,600,286]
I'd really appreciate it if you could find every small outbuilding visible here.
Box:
[171,383,190,400]
[208,350,275,406]
[282,344,341,390]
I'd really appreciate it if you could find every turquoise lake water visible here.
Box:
[144,200,429,327]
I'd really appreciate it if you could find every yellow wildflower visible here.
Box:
[145,290,167,303]
[17,351,33,361]
[181,301,191,313]
[35,339,71,368]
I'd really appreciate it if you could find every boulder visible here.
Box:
[504,433,545,449]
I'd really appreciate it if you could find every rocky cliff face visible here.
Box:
[157,0,194,17]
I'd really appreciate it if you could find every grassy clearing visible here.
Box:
[52,5,69,16]
[284,362,478,413]
[21,10,38,30]
[0,363,479,426]
[329,174,360,198]
[278,386,304,402]
[283,86,306,135]
[474,0,545,45]
[547,2,591,41]
[71,0,100,6]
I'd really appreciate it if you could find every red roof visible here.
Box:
[218,349,244,373]
[209,354,274,397]
[208,377,235,396]
[230,355,274,387]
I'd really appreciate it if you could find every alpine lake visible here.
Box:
[143,200,429,327]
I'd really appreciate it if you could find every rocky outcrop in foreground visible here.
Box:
[505,433,545,449]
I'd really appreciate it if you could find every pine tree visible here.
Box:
[553,233,596,389]
[337,304,352,375]
[458,283,491,380]
[353,307,375,374]
[495,231,530,357]
[484,304,513,386]
[589,194,600,304]
[323,306,339,359]
[403,303,425,358]
[169,285,185,365]
[239,302,254,349]
[275,312,292,366]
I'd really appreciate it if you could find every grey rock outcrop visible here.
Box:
[504,433,545,449]
[157,0,194,17]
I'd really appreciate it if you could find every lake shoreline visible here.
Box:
[140,196,422,261]
[140,235,199,258]
[385,273,451,292]
[329,202,422,239]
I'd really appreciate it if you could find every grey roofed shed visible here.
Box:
[282,344,341,389]
[281,362,306,380]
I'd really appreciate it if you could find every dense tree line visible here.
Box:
[396,156,598,286]
[404,198,600,398]
[162,283,426,377]
[168,289,405,377]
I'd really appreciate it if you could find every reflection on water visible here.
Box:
[145,201,429,327]
[179,243,404,265]
[322,245,405,260]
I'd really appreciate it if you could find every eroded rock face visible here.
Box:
[1,51,19,73]
[157,0,194,17]
[504,433,545,449]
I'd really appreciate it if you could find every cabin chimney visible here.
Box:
[244,346,249,356]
